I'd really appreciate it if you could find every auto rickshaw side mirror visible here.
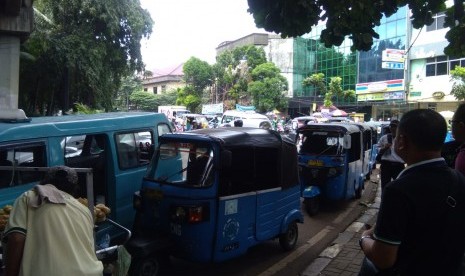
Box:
[343,134,352,149]
[220,150,232,169]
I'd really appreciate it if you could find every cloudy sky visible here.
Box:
[139,0,269,70]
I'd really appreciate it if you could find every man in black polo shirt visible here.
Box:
[359,109,465,275]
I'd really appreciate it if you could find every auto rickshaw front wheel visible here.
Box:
[304,196,320,216]
[279,221,298,251]
[129,254,160,276]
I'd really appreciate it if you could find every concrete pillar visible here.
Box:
[0,35,20,110]
[0,35,27,120]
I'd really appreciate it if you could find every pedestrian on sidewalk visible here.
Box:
[359,109,465,276]
[451,103,465,174]
[376,120,404,192]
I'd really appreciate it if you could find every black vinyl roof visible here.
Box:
[161,127,294,148]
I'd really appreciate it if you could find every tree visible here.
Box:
[18,0,153,115]
[248,62,288,113]
[247,0,465,57]
[115,76,143,111]
[180,57,213,112]
[129,90,157,111]
[214,45,267,103]
[450,66,465,100]
[303,73,356,107]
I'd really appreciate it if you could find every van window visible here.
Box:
[116,131,154,169]
[158,124,171,136]
[64,134,107,202]
[0,143,47,188]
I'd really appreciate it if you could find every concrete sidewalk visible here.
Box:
[301,177,382,276]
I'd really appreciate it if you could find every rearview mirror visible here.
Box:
[343,134,351,149]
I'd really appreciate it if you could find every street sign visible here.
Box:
[382,61,404,70]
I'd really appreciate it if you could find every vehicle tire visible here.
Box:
[304,196,320,216]
[129,255,160,276]
[279,221,298,251]
[355,183,363,199]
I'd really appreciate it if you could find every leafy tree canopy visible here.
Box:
[129,90,157,111]
[248,62,288,113]
[303,73,356,107]
[19,0,153,115]
[450,66,465,100]
[183,57,213,95]
[247,0,465,56]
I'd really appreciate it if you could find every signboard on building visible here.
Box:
[381,49,406,70]
[382,49,406,62]
[356,79,405,102]
[382,61,405,70]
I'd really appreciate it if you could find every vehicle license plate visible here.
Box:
[308,160,324,166]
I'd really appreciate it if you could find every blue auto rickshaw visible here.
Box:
[297,123,364,216]
[126,128,303,275]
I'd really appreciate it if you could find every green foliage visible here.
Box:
[214,45,267,102]
[248,63,288,113]
[176,86,202,112]
[115,76,143,111]
[302,73,327,95]
[73,103,100,114]
[183,57,213,96]
[156,89,179,106]
[450,66,465,100]
[247,0,465,57]
[18,0,153,115]
[303,73,355,107]
[129,91,157,111]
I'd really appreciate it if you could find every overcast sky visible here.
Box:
[139,0,268,70]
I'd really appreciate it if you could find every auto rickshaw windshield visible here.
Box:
[299,131,343,155]
[146,141,214,187]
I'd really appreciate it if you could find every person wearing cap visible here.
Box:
[2,166,103,276]
[377,119,405,192]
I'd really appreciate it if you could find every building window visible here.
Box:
[143,88,148,92]
[428,103,437,111]
[161,85,166,93]
[425,56,465,77]
[426,12,446,32]
[153,87,157,94]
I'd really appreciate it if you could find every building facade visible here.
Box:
[142,63,184,95]
[216,5,463,119]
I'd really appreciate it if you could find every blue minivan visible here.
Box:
[0,112,172,231]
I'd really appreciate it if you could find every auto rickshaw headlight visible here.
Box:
[327,167,342,177]
[133,191,143,211]
[174,207,187,221]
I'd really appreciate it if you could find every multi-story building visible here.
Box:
[217,6,463,119]
[142,63,184,94]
